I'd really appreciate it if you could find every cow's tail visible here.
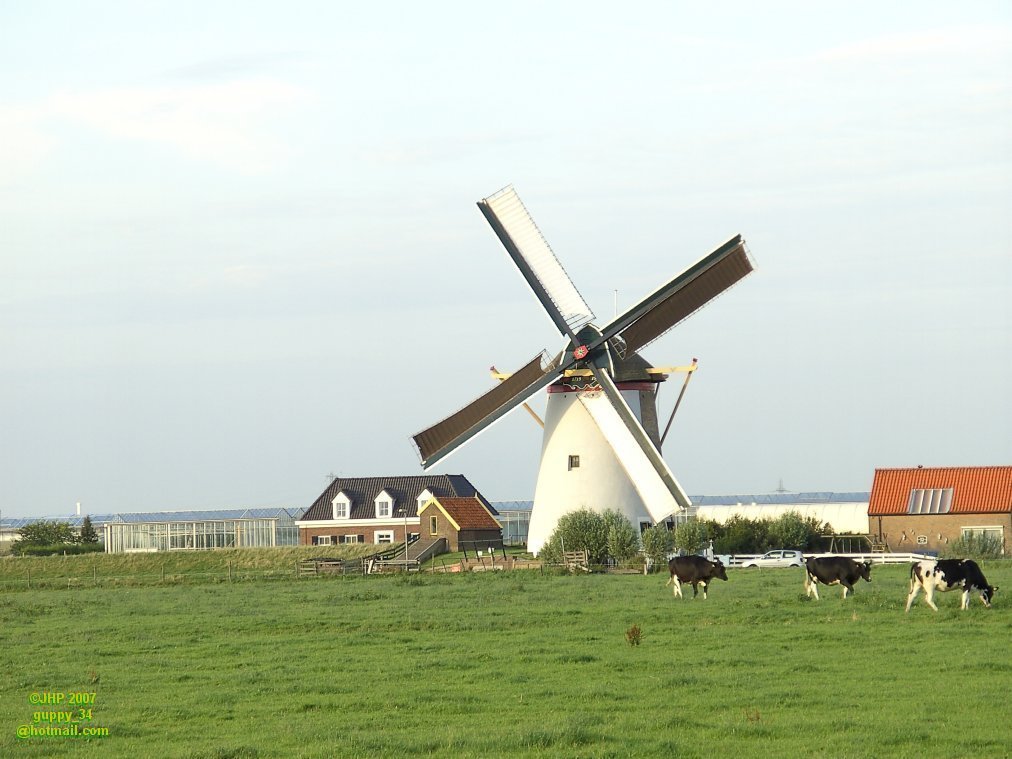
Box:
[908,562,917,591]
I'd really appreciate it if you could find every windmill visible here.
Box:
[411,186,755,554]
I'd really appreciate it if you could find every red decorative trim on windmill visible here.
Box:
[548,381,655,393]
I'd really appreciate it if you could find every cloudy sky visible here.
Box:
[2,2,1010,517]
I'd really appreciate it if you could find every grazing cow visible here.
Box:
[905,559,997,612]
[804,556,872,600]
[666,556,728,600]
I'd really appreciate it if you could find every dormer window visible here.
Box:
[375,490,393,519]
[332,492,351,520]
[417,488,434,514]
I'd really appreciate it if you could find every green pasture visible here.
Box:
[2,562,1010,758]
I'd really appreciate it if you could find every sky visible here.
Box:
[2,2,1010,518]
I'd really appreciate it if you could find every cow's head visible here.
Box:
[711,559,729,582]
[859,561,873,582]
[982,585,998,607]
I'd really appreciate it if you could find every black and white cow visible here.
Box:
[905,559,997,612]
[666,556,728,600]
[804,556,872,600]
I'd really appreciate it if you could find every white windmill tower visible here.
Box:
[411,186,755,554]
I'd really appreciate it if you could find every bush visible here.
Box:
[943,533,1004,561]
[672,520,708,555]
[603,511,640,564]
[708,516,769,554]
[706,512,830,554]
[767,512,827,551]
[540,509,640,565]
[11,520,77,554]
[640,524,673,570]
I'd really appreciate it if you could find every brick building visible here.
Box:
[296,474,497,549]
[867,466,1012,554]
[418,495,502,552]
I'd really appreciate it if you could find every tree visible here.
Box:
[767,512,827,551]
[672,519,709,555]
[11,520,76,554]
[709,516,770,554]
[79,516,99,544]
[640,524,673,570]
[602,510,640,564]
[539,509,613,564]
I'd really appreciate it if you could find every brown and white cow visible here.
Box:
[906,559,997,612]
[666,556,728,599]
[804,556,872,600]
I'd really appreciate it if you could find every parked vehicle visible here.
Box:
[741,549,804,568]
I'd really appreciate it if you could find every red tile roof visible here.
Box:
[868,466,1012,515]
[431,497,501,530]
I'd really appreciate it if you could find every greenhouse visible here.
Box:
[102,508,304,553]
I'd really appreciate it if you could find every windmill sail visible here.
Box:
[411,352,561,469]
[478,186,595,340]
[601,235,753,353]
[582,365,691,521]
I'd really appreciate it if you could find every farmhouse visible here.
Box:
[418,496,502,553]
[296,474,499,549]
[868,466,1012,554]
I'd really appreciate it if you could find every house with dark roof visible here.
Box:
[867,466,1012,554]
[419,496,502,552]
[296,474,498,549]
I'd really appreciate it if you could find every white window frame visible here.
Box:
[907,488,953,514]
[375,490,393,519]
[374,530,394,544]
[340,534,360,544]
[332,493,351,520]
[317,535,333,546]
[961,526,1004,541]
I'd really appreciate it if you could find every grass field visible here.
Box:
[2,560,1010,758]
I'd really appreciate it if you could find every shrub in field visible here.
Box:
[944,532,1004,560]
[625,623,642,646]
[640,524,673,571]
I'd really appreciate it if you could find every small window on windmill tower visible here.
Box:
[568,455,580,470]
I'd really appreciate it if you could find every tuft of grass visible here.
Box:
[625,623,642,646]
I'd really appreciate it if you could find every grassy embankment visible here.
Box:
[2,561,1010,758]
[0,545,379,590]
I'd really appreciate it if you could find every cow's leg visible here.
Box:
[665,574,674,587]
[841,581,852,599]
[905,582,921,612]
[701,580,709,600]
[923,584,938,611]
[672,577,682,598]
[690,581,699,599]
[961,588,971,610]
[809,579,820,601]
